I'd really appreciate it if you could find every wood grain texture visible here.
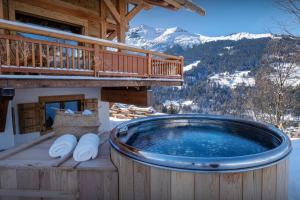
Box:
[133,162,150,200]
[171,171,194,200]
[220,173,242,200]
[262,165,277,200]
[111,150,289,200]
[150,167,171,200]
[195,173,219,200]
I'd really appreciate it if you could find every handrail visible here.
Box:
[0,19,181,60]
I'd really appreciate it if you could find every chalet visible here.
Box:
[0,0,205,150]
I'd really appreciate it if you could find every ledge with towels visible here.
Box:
[49,132,100,162]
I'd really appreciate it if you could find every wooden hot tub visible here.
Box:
[110,115,292,200]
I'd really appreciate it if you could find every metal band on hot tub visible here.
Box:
[109,115,292,172]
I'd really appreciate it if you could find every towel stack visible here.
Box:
[49,133,100,162]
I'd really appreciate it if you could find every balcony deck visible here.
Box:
[0,19,183,88]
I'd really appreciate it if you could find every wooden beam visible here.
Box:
[0,0,3,34]
[126,3,144,21]
[104,0,121,23]
[100,1,107,39]
[117,0,126,43]
[0,77,183,89]
[101,87,153,106]
[164,0,182,9]
[0,0,3,19]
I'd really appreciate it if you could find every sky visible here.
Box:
[130,0,300,36]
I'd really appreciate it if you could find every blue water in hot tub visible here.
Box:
[126,125,275,157]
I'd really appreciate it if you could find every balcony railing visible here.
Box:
[0,19,183,79]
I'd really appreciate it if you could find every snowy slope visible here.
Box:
[126,24,277,51]
[209,71,255,89]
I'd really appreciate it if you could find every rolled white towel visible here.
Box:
[82,109,93,116]
[64,109,74,114]
[73,133,100,162]
[49,134,77,158]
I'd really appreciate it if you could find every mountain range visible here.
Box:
[126,24,278,52]
[126,24,299,117]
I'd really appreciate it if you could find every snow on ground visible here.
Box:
[184,60,201,72]
[209,70,255,89]
[181,100,193,106]
[199,32,278,43]
[109,117,130,129]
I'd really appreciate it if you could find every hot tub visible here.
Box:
[110,115,292,200]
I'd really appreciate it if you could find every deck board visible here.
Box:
[0,134,117,200]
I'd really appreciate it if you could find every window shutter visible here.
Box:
[18,103,41,134]
[84,98,98,111]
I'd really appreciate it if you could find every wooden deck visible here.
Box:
[0,19,183,85]
[0,132,118,200]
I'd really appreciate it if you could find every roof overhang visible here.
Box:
[144,0,205,16]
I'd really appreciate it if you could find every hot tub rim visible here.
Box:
[109,114,292,173]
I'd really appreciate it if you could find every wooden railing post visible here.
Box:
[94,44,100,77]
[147,53,152,77]
[180,56,184,78]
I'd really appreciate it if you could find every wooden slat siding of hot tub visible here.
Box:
[150,167,171,200]
[171,171,194,200]
[133,162,151,200]
[111,149,290,200]
[195,173,220,200]
[119,155,134,200]
[220,173,243,200]
[276,159,289,200]
[262,165,277,200]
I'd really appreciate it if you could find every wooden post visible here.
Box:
[180,56,184,77]
[117,0,126,44]
[94,45,100,77]
[147,53,152,77]
[0,0,3,35]
[100,1,107,40]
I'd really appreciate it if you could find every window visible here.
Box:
[15,12,83,46]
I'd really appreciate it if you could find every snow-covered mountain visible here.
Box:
[126,24,277,51]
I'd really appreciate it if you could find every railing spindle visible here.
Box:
[16,41,19,66]
[66,47,69,69]
[6,39,10,65]
[39,43,42,67]
[53,46,56,68]
[83,50,86,69]
[23,42,27,67]
[72,48,75,69]
[60,46,63,68]
[46,44,49,67]
[77,49,80,69]
[32,43,35,67]
[88,51,91,70]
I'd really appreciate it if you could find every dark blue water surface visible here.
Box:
[127,125,274,157]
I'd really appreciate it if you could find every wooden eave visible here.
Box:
[144,0,206,16]
[0,75,183,89]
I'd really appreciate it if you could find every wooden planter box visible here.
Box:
[53,111,100,137]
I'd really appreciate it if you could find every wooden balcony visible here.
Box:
[0,19,183,88]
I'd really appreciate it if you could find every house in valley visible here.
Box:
[0,0,205,150]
